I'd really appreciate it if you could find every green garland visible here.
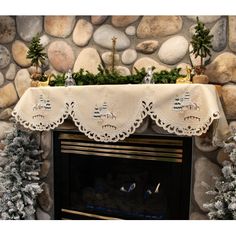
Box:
[49,65,182,86]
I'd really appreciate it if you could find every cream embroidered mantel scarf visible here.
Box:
[12,84,229,143]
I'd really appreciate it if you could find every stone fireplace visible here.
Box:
[1,15,236,221]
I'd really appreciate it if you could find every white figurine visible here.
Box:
[65,69,76,86]
[143,66,154,84]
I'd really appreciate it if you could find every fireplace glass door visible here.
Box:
[53,131,192,220]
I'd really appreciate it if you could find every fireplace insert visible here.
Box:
[53,130,192,220]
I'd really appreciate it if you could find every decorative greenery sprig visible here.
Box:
[152,68,182,84]
[49,65,181,86]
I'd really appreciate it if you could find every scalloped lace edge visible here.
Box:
[12,102,220,142]
[149,111,220,137]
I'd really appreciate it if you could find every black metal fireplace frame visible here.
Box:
[53,129,192,220]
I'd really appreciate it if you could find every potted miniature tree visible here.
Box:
[190,17,213,84]
[27,33,47,86]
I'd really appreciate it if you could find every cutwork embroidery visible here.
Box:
[33,94,51,111]
[93,102,117,131]
[173,91,199,112]
[93,102,116,120]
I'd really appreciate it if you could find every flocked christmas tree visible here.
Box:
[0,124,43,220]
[203,132,236,219]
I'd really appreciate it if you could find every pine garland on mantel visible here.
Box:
[49,65,182,86]
[0,124,43,220]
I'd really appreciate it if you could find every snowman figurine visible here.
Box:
[143,66,154,84]
[65,69,76,86]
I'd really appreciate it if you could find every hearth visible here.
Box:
[53,128,192,220]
